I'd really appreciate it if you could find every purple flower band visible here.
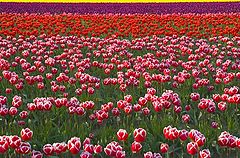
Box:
[0,2,239,14]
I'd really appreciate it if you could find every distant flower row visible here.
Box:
[0,13,240,38]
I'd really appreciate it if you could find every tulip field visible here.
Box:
[0,2,240,158]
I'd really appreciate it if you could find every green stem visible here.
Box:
[167,151,170,158]
[172,140,175,158]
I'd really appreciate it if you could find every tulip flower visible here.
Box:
[160,143,169,153]
[117,129,128,141]
[67,137,81,155]
[131,141,142,153]
[43,144,54,156]
[133,128,147,142]
[20,128,33,141]
[186,142,198,155]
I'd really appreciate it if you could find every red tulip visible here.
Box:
[0,136,9,153]
[133,128,147,142]
[124,95,132,103]
[133,104,142,112]
[9,135,21,148]
[53,142,67,154]
[144,151,153,158]
[16,142,31,154]
[160,143,169,153]
[182,114,190,123]
[153,153,162,158]
[179,129,189,141]
[142,107,150,116]
[43,144,54,156]
[9,107,18,116]
[94,144,102,154]
[212,94,221,102]
[112,108,120,116]
[187,142,198,155]
[190,92,200,101]
[167,126,179,140]
[5,88,12,94]
[31,150,43,158]
[87,87,95,95]
[0,107,8,116]
[236,138,240,149]
[116,150,126,158]
[211,121,218,129]
[67,137,81,155]
[217,102,227,111]
[199,149,211,158]
[20,128,33,141]
[84,144,94,154]
[19,111,28,119]
[228,135,237,148]
[124,105,132,115]
[80,151,92,158]
[131,141,142,153]
[12,95,22,108]
[104,141,122,157]
[76,107,85,116]
[117,129,128,141]
[185,105,191,111]
[218,135,229,147]
[83,137,91,146]
[138,97,147,106]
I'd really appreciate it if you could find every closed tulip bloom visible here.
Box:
[131,141,142,153]
[67,137,81,155]
[9,135,21,148]
[43,144,54,156]
[31,150,43,158]
[20,128,33,141]
[160,143,169,153]
[94,144,102,154]
[16,142,31,155]
[80,151,92,158]
[187,142,198,155]
[0,136,9,154]
[117,129,128,141]
[199,149,211,158]
[133,128,147,142]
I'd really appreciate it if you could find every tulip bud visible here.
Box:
[9,135,21,148]
[131,141,142,153]
[117,129,128,141]
[94,144,102,154]
[16,142,31,155]
[31,150,43,158]
[199,149,211,158]
[20,128,33,141]
[133,128,147,142]
[43,144,54,156]
[0,136,9,154]
[187,142,198,155]
[160,143,169,153]
[67,137,81,155]
[179,129,188,141]
[144,151,153,158]
[80,151,92,158]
